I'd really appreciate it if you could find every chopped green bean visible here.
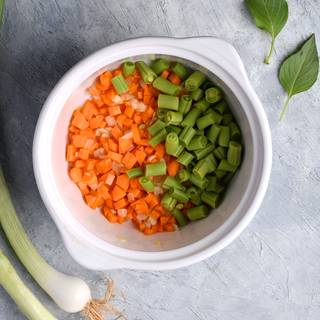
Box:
[158,94,179,111]
[177,151,194,166]
[202,81,214,90]
[207,175,218,191]
[145,160,167,176]
[126,167,143,179]
[218,126,230,147]
[222,172,234,185]
[177,169,190,183]
[151,58,170,75]
[193,159,210,179]
[169,188,189,203]
[189,173,209,189]
[148,119,166,136]
[214,101,228,114]
[157,108,167,120]
[136,61,157,83]
[217,159,238,172]
[162,176,185,190]
[190,88,204,101]
[196,110,223,130]
[165,132,180,156]
[171,209,189,226]
[149,128,167,147]
[222,113,233,125]
[175,203,184,210]
[171,62,189,79]
[139,176,155,192]
[165,111,183,125]
[178,95,192,114]
[111,75,128,94]
[201,191,220,208]
[205,87,222,104]
[227,141,242,166]
[153,77,181,96]
[166,125,182,135]
[214,146,227,160]
[211,182,224,193]
[122,61,135,77]
[194,144,215,160]
[207,125,221,143]
[215,170,227,179]
[186,186,202,205]
[181,108,201,127]
[194,98,210,112]
[187,136,208,151]
[172,145,184,157]
[187,205,209,220]
[179,126,197,146]
[161,193,177,211]
[185,71,206,91]
[229,122,241,141]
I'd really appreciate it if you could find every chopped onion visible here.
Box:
[84,139,94,149]
[154,186,164,196]
[149,217,158,226]
[95,128,110,137]
[136,214,147,222]
[105,116,117,127]
[139,124,146,129]
[139,79,146,88]
[106,173,115,186]
[147,155,157,162]
[121,131,133,140]
[121,93,134,101]
[127,193,135,202]
[111,95,123,104]
[117,209,128,217]
[131,99,147,112]
[112,162,123,176]
[93,147,105,159]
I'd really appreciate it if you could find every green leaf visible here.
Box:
[0,0,3,27]
[245,0,288,64]
[278,34,319,120]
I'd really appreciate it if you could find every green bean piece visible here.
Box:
[201,191,220,208]
[177,151,194,166]
[148,119,166,136]
[181,108,201,127]
[205,109,223,124]
[214,146,227,160]
[192,159,210,179]
[175,203,184,210]
[126,167,144,179]
[218,126,230,147]
[229,122,241,141]
[171,209,189,226]
[202,81,214,90]
[166,125,182,135]
[171,62,189,79]
[194,144,215,160]
[169,188,189,203]
[165,111,183,125]
[177,169,190,183]
[196,111,222,130]
[189,173,209,189]
[208,125,221,144]
[185,71,206,91]
[165,132,180,156]
[162,176,185,190]
[204,154,218,173]
[205,87,222,104]
[149,128,167,147]
[145,160,167,176]
[187,136,208,151]
[157,108,167,120]
[187,205,209,220]
[111,75,128,94]
[215,170,227,179]
[139,176,155,192]
[212,182,224,193]
[227,141,242,166]
[172,145,184,157]
[150,58,170,75]
[217,159,238,173]
[194,98,210,112]
[153,76,181,96]
[161,193,177,211]
[178,95,192,114]
[222,172,234,185]
[122,61,135,77]
[207,175,218,191]
[214,101,228,114]
[222,113,233,125]
[136,61,157,84]
[158,94,179,111]
[190,88,204,101]
[186,186,202,205]
[179,127,197,146]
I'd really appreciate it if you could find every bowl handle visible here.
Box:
[176,36,250,86]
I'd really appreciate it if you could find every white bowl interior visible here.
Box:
[52,54,253,252]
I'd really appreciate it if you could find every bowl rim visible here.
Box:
[33,36,272,266]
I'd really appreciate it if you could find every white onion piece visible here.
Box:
[112,95,123,104]
[95,128,110,137]
[117,209,128,217]
[127,193,135,202]
[84,139,94,149]
[93,148,105,159]
[105,116,117,127]
[121,93,134,101]
[106,173,115,186]
[136,214,147,222]
[121,131,133,140]
[154,186,163,196]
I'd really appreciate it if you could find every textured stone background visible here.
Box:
[0,0,320,319]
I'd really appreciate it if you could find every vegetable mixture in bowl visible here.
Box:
[66,59,243,235]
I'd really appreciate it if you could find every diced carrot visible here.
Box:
[105,199,114,209]
[79,128,95,138]
[114,198,128,210]
[134,200,149,215]
[167,159,180,176]
[111,126,122,140]
[116,174,129,191]
[99,71,112,89]
[141,107,154,122]
[145,147,154,155]
[94,98,104,108]
[69,167,83,183]
[130,178,141,189]
[144,225,158,235]
[72,112,89,130]
[116,114,127,127]
[131,124,141,143]
[79,148,90,160]
[117,216,127,224]
[82,100,99,120]
[124,105,135,118]
[108,151,123,163]
[128,83,138,94]
[155,144,165,159]
[149,209,161,219]
[135,149,146,166]
[161,69,170,79]
[69,125,80,134]
[108,106,122,116]
[123,118,133,127]
[136,139,149,146]
[86,159,96,171]
[95,159,112,174]
[66,145,77,162]
[168,73,181,85]
[89,115,106,129]
[74,160,86,168]
[145,193,159,208]
[122,152,137,169]
[71,135,88,148]
[78,182,90,195]
[88,85,101,97]
[104,207,118,223]
[133,114,142,125]
[160,216,170,225]
[97,184,111,200]
[85,194,104,209]
[108,138,118,152]
[119,137,133,154]
[82,171,98,185]
[111,185,126,201]
[164,224,175,232]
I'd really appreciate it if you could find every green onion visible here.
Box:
[214,101,228,114]
[151,58,170,75]
[158,94,179,111]
[145,161,167,176]
[165,132,180,156]
[185,71,206,91]
[122,61,135,77]
[215,170,227,179]
[171,62,189,79]
[157,108,167,120]
[171,209,189,226]
[206,175,218,191]
[0,250,57,320]
[187,205,209,220]
[187,136,207,151]
[126,167,143,179]
[153,76,181,95]
[136,61,157,83]
[205,87,222,104]
[139,176,155,192]
[172,145,184,157]
[111,75,128,94]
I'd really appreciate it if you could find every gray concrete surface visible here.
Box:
[0,0,320,319]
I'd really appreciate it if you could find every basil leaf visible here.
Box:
[245,0,288,64]
[0,0,3,27]
[279,34,319,120]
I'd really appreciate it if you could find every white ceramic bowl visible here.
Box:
[33,37,272,270]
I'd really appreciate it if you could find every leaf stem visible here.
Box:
[279,95,291,121]
[264,37,275,64]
